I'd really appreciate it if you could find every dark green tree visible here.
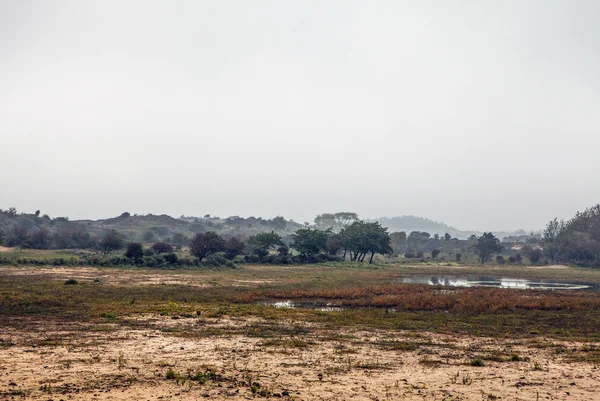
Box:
[292,228,330,259]
[474,232,503,263]
[125,243,144,261]
[247,231,283,259]
[189,232,226,262]
[224,236,245,259]
[339,221,392,263]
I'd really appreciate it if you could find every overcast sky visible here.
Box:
[1,1,599,231]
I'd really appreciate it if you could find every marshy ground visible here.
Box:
[2,263,600,400]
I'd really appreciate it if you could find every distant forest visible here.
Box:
[0,206,599,268]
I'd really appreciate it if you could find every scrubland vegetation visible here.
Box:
[2,262,600,399]
[3,205,600,269]
[3,205,600,399]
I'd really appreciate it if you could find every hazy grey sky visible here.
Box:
[1,1,599,231]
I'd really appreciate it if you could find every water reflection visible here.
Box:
[400,275,595,291]
[267,300,344,312]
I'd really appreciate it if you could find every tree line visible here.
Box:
[9,205,600,268]
[543,204,600,266]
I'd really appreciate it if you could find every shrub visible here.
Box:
[152,242,173,254]
[224,236,245,259]
[125,243,144,261]
[470,358,484,367]
[245,254,260,263]
[233,255,246,264]
[164,253,178,264]
[508,353,522,362]
[496,255,506,264]
[64,279,78,285]
[203,254,236,268]
[523,246,543,264]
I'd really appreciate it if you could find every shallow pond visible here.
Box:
[399,275,599,291]
[265,300,344,312]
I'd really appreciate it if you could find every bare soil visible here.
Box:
[1,265,599,400]
[2,315,600,400]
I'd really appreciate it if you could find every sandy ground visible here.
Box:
[0,266,216,287]
[529,264,569,270]
[0,246,11,252]
[1,314,599,401]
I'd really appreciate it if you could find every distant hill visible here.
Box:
[0,207,530,246]
[373,215,530,240]
[0,209,304,246]
[373,215,460,236]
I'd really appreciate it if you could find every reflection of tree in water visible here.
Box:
[402,275,594,291]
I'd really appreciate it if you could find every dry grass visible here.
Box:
[2,263,600,400]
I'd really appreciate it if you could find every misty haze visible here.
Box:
[2,2,600,400]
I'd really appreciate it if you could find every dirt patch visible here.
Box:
[0,246,12,252]
[1,315,599,400]
[0,266,213,287]
[530,264,570,270]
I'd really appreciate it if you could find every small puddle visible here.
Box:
[264,300,344,312]
[399,275,598,291]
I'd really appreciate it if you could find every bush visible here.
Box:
[496,255,506,264]
[224,236,245,259]
[64,279,78,285]
[125,243,144,261]
[164,253,178,264]
[523,246,543,264]
[471,358,484,367]
[203,254,236,268]
[233,255,246,264]
[245,254,260,263]
[141,254,166,268]
[404,252,415,259]
[152,242,173,254]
